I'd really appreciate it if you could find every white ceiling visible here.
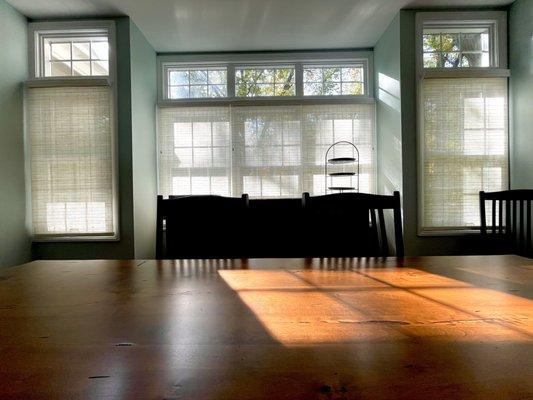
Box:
[7,0,514,52]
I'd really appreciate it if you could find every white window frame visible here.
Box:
[416,11,510,236]
[157,51,374,106]
[26,20,119,242]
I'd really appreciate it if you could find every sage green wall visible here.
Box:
[33,17,136,260]
[130,21,157,259]
[0,0,30,268]
[509,0,533,189]
[374,14,402,196]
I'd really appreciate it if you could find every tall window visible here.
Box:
[157,54,375,199]
[27,22,117,239]
[417,12,509,233]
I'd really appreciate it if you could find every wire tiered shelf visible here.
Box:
[324,141,360,194]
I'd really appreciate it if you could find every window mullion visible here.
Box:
[295,62,303,97]
[227,64,236,99]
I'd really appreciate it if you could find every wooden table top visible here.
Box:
[0,256,532,400]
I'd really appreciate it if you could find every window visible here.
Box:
[158,104,375,198]
[159,55,370,101]
[303,65,364,95]
[32,24,111,78]
[417,12,509,233]
[27,21,117,240]
[158,52,374,199]
[235,66,295,97]
[423,29,490,68]
[167,67,227,99]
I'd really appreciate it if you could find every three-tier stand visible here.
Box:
[324,141,360,194]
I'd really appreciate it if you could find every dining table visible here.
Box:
[0,255,531,399]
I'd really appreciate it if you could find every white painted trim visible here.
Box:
[422,68,510,79]
[25,77,111,88]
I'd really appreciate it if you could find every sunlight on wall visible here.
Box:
[219,268,532,346]
[378,72,401,111]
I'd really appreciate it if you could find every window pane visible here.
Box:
[442,52,460,68]
[235,67,295,97]
[324,83,341,95]
[91,60,109,76]
[323,67,341,82]
[423,28,492,69]
[209,84,227,97]
[168,67,228,99]
[341,82,363,95]
[341,67,363,82]
[50,61,72,76]
[460,53,490,68]
[423,53,440,68]
[208,69,226,84]
[158,107,231,197]
[72,42,90,59]
[274,83,294,96]
[303,64,365,96]
[304,68,321,82]
[170,86,189,99]
[190,85,208,98]
[72,61,91,76]
[423,34,441,52]
[190,70,208,84]
[91,41,109,60]
[169,70,188,85]
[303,82,321,96]
[50,43,70,60]
[441,34,460,51]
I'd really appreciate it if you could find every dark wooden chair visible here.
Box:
[480,190,533,256]
[302,191,404,258]
[246,198,305,257]
[156,194,249,259]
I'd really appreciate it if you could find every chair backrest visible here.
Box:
[157,194,249,259]
[302,191,404,258]
[247,198,305,257]
[480,190,533,256]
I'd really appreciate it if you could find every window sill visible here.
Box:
[32,234,119,243]
[418,229,481,237]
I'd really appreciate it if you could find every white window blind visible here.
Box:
[158,104,375,198]
[27,86,116,237]
[421,77,508,230]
